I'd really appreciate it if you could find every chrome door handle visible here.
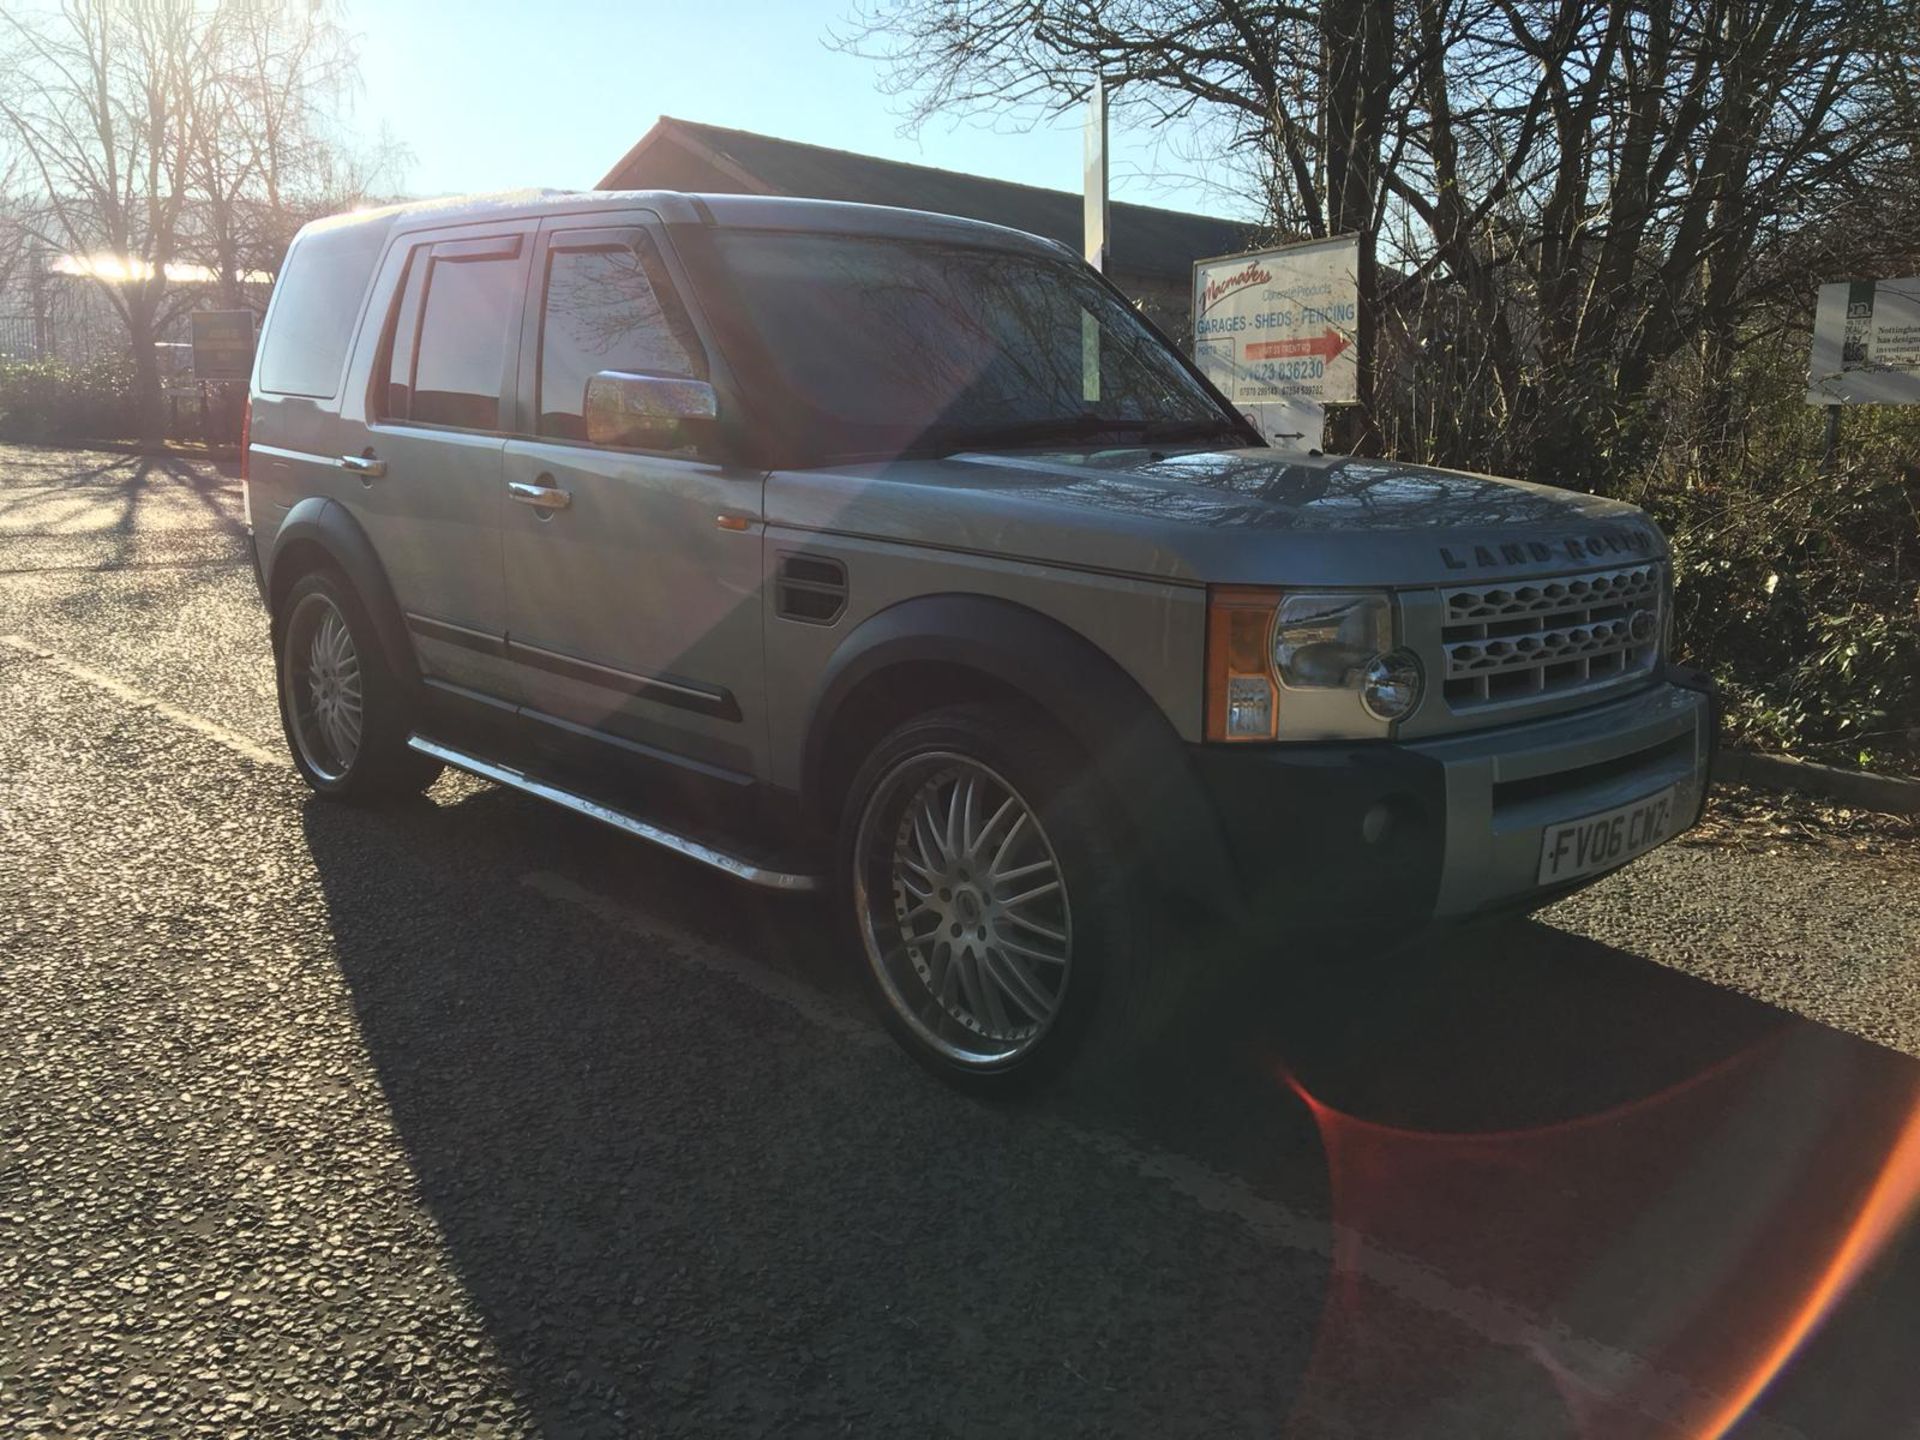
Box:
[508,479,572,511]
[339,454,386,478]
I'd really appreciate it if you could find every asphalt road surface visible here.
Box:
[3,443,1919,1439]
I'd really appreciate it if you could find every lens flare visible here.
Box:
[1280,1036,1920,1437]
[1689,1090,1920,1439]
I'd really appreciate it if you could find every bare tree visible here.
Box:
[0,149,31,302]
[0,151,47,365]
[0,0,225,445]
[1395,0,1917,482]
[184,0,360,312]
[839,1,1405,448]
[0,0,391,442]
[841,0,1920,482]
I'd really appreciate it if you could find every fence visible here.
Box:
[1,275,255,442]
[0,270,161,366]
[0,314,40,361]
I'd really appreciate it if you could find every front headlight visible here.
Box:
[1360,649,1424,721]
[1273,593,1391,688]
[1206,587,1423,741]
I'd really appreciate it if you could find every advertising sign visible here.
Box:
[1194,234,1358,409]
[1807,277,1920,406]
[190,309,255,382]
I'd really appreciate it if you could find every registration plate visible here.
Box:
[1537,785,1678,885]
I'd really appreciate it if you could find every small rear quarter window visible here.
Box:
[256,221,390,398]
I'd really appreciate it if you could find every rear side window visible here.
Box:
[379,234,522,431]
[257,222,389,398]
[537,231,705,441]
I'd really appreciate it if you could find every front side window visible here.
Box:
[537,232,704,441]
[687,230,1240,463]
[396,240,521,431]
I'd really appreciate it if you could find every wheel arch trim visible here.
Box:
[801,592,1241,920]
[264,497,418,686]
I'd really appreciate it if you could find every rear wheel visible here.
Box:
[275,568,441,801]
[839,702,1170,1093]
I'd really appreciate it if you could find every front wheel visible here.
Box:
[838,702,1167,1094]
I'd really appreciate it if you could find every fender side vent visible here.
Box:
[776,554,847,625]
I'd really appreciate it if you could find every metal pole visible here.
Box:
[1822,404,1842,472]
[1083,76,1110,404]
[28,243,49,359]
[1083,76,1109,273]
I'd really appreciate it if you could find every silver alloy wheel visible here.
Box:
[853,752,1072,1066]
[284,592,364,782]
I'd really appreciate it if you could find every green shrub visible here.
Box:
[1645,338,1920,776]
[0,357,139,442]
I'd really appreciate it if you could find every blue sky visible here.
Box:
[347,0,1256,218]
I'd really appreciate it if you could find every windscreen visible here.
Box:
[703,229,1240,461]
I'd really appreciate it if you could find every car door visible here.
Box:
[500,215,767,779]
[339,222,535,701]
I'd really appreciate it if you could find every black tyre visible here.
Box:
[273,568,442,802]
[837,701,1176,1094]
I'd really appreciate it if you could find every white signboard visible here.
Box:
[1192,235,1360,449]
[1807,277,1920,406]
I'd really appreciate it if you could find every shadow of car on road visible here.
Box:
[297,784,1920,1438]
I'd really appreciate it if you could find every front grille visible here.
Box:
[1440,563,1662,710]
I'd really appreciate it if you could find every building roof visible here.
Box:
[598,118,1258,284]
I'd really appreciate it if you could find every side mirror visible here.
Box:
[583,370,718,451]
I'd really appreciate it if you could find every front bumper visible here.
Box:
[1186,673,1715,930]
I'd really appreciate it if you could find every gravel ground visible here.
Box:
[3,443,1919,1438]
[1546,798,1920,1057]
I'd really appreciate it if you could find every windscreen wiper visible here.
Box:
[1133,419,1247,445]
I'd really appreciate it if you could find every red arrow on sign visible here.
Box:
[1244,330,1350,363]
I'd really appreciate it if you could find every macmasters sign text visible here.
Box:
[1191,236,1360,409]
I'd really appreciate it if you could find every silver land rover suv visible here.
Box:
[245,189,1716,1090]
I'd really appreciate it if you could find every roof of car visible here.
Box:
[296,189,1070,259]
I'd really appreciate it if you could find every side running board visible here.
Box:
[407,735,822,894]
